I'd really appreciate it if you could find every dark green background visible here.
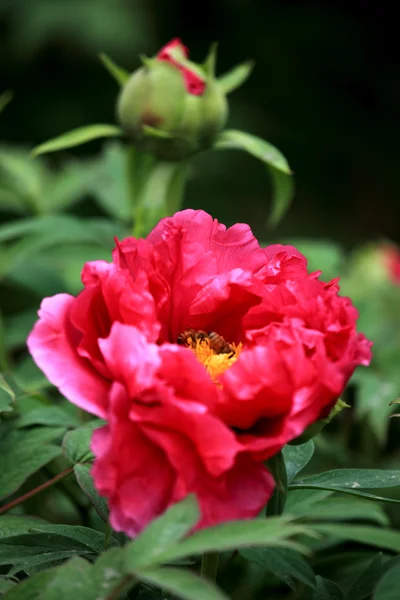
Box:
[1,0,399,243]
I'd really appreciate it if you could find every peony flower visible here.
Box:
[28,210,372,536]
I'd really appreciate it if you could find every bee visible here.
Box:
[177,329,208,346]
[208,331,235,356]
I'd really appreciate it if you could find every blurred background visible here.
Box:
[1,0,399,243]
[1,4,400,596]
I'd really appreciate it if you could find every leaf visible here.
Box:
[0,90,13,114]
[126,495,200,570]
[0,427,64,500]
[312,524,400,553]
[313,576,345,600]
[41,556,93,600]
[28,524,114,553]
[0,577,16,593]
[293,496,389,526]
[74,464,109,523]
[0,516,48,539]
[16,406,80,429]
[126,494,200,569]
[346,553,384,600]
[218,61,254,94]
[91,546,129,597]
[99,53,130,86]
[62,420,104,464]
[149,517,312,565]
[1,571,54,600]
[0,373,14,414]
[374,562,400,600]
[139,567,230,600]
[213,129,293,226]
[240,547,316,590]
[290,468,400,503]
[283,440,315,484]
[31,124,124,157]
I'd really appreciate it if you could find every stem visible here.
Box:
[104,519,112,550]
[201,551,220,582]
[0,465,74,515]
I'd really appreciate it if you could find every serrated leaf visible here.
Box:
[16,406,79,429]
[240,546,316,590]
[374,562,400,600]
[218,61,254,94]
[32,124,123,157]
[313,576,345,600]
[99,53,130,86]
[150,517,312,565]
[139,567,229,600]
[214,129,293,226]
[346,553,384,600]
[62,420,104,464]
[283,440,315,484]
[0,427,64,500]
[74,464,108,522]
[126,495,200,570]
[312,524,400,553]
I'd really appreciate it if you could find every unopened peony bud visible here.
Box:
[117,39,228,161]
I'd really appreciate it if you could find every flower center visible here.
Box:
[177,329,242,383]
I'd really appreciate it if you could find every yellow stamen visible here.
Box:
[186,335,242,383]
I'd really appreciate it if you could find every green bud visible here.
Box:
[117,53,228,161]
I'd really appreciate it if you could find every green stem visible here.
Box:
[0,465,75,514]
[104,519,112,550]
[201,551,220,582]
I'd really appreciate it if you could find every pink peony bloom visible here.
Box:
[28,210,372,536]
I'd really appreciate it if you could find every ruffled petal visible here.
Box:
[27,294,109,418]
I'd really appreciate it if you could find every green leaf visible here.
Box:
[91,547,129,597]
[213,129,293,226]
[346,553,384,600]
[293,496,389,526]
[126,495,200,570]
[32,124,124,157]
[149,517,312,565]
[0,516,48,539]
[0,90,13,114]
[62,420,104,464]
[16,406,79,429]
[0,577,16,593]
[203,42,218,77]
[240,547,316,590]
[374,562,400,600]
[41,556,93,600]
[139,567,230,600]
[283,440,315,484]
[312,524,400,553]
[99,53,130,86]
[290,468,400,495]
[0,427,64,500]
[28,524,113,553]
[0,373,15,414]
[74,464,109,523]
[313,576,345,600]
[218,61,254,94]
[1,571,54,600]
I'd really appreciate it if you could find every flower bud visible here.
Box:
[117,39,228,161]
